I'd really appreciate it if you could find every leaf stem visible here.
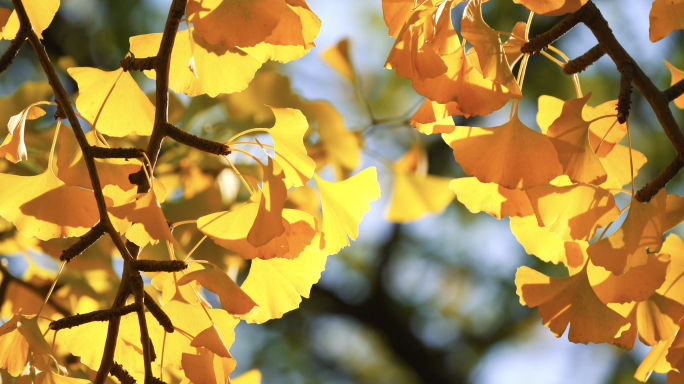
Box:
[37,260,67,318]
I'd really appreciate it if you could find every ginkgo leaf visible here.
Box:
[512,0,588,16]
[247,158,287,246]
[634,335,675,381]
[0,105,46,163]
[461,0,521,96]
[151,264,205,306]
[322,39,356,83]
[452,177,533,219]
[502,22,527,67]
[239,1,321,64]
[589,254,670,304]
[307,101,361,180]
[190,325,232,358]
[666,194,684,231]
[657,234,684,305]
[265,107,316,188]
[313,168,381,255]
[57,127,140,191]
[382,0,436,38]
[69,67,155,137]
[547,94,607,185]
[3,0,59,40]
[665,61,684,109]
[597,144,648,191]
[34,370,90,384]
[510,215,588,269]
[0,315,65,376]
[649,0,684,42]
[0,170,100,240]
[637,293,684,346]
[387,147,453,222]
[411,46,518,115]
[537,95,627,153]
[176,267,258,317]
[526,184,620,241]
[232,370,262,384]
[386,19,448,82]
[199,204,316,260]
[410,99,461,134]
[186,0,287,48]
[108,187,178,248]
[516,264,630,344]
[589,190,667,275]
[130,29,263,97]
[666,318,684,370]
[182,348,236,384]
[0,9,10,35]
[442,113,562,189]
[241,248,327,323]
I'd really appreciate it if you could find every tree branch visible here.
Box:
[164,123,231,156]
[143,291,174,333]
[0,27,29,74]
[49,303,141,331]
[86,147,145,159]
[110,361,136,384]
[665,78,684,102]
[0,264,71,317]
[121,56,157,72]
[131,259,187,272]
[563,44,605,75]
[60,222,106,263]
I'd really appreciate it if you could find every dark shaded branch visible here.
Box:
[121,56,157,72]
[0,264,71,317]
[49,303,141,331]
[131,259,187,272]
[635,155,684,202]
[164,123,232,156]
[110,361,136,384]
[521,6,593,54]
[563,44,605,74]
[665,78,684,102]
[145,376,166,384]
[130,270,153,377]
[617,66,633,124]
[86,147,145,159]
[60,223,106,263]
[143,291,174,333]
[0,27,29,74]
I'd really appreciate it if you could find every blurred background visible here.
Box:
[0,0,684,383]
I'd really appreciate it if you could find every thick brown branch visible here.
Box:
[110,361,136,384]
[164,123,231,155]
[635,155,684,202]
[49,303,141,331]
[121,56,157,72]
[0,27,29,74]
[86,147,145,159]
[60,222,106,263]
[617,66,633,124]
[563,44,605,74]
[521,6,593,54]
[665,78,684,102]
[131,259,188,272]
[143,291,174,333]
[145,376,166,384]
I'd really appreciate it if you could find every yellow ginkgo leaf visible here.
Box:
[130,29,263,97]
[657,234,684,305]
[387,172,454,223]
[634,335,675,381]
[410,99,461,134]
[589,254,670,304]
[0,104,46,163]
[307,101,361,181]
[0,9,10,35]
[502,22,527,67]
[35,370,90,384]
[69,67,154,137]
[233,370,262,384]
[57,127,140,191]
[451,177,533,219]
[666,318,684,370]
[411,46,518,115]
[382,0,436,38]
[151,264,204,306]
[3,0,59,40]
[182,348,236,384]
[510,215,588,269]
[650,0,684,42]
[190,325,232,358]
[176,267,258,317]
[266,107,316,188]
[515,265,631,344]
[239,0,321,64]
[665,61,684,109]
[590,190,667,275]
[313,168,381,255]
[247,158,287,246]
[526,184,620,241]
[241,248,327,323]
[461,0,521,96]
[0,315,65,376]
[597,144,648,192]
[0,170,100,240]
[512,0,588,16]
[108,187,178,248]
[547,94,607,185]
[322,39,356,83]
[186,0,287,48]
[442,112,563,189]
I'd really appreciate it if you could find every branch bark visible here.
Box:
[0,27,29,74]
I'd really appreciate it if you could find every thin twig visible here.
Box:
[0,27,29,74]
[60,223,107,263]
[86,147,145,159]
[121,56,157,72]
[49,303,141,331]
[563,44,605,74]
[164,122,232,155]
[131,259,188,272]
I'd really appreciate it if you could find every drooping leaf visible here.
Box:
[634,335,675,381]
[190,325,232,359]
[410,99,460,134]
[108,187,178,248]
[0,105,46,163]
[176,267,258,317]
[3,0,60,40]
[322,39,356,82]
[266,107,316,188]
[0,315,65,376]
[182,348,236,384]
[649,0,684,42]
